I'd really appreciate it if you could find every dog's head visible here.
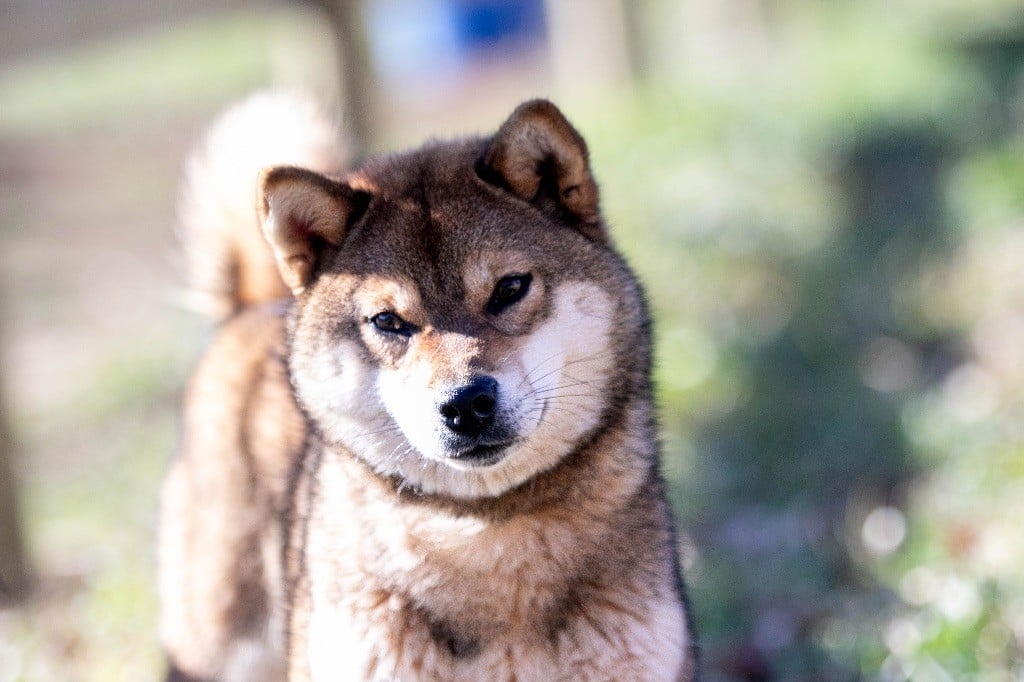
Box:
[257,100,649,499]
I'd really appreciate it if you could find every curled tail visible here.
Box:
[178,92,348,319]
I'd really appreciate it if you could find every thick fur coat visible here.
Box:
[158,93,697,681]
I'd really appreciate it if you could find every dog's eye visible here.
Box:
[486,274,532,315]
[370,311,414,336]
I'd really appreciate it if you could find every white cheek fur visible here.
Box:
[377,363,444,461]
[292,333,409,470]
[490,282,616,485]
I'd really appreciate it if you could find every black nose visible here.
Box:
[440,376,498,437]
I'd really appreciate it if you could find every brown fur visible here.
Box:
[159,96,697,681]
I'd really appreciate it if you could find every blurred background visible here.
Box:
[2,0,1024,679]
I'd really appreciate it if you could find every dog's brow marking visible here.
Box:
[347,172,377,193]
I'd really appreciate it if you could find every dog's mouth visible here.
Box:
[448,440,515,467]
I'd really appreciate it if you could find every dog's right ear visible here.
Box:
[257,166,366,295]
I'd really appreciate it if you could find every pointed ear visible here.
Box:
[481,99,603,240]
[257,166,366,295]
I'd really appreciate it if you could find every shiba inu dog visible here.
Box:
[159,93,697,681]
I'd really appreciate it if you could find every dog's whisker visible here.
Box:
[520,350,615,391]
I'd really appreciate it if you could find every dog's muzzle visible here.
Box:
[439,376,498,438]
[438,376,515,464]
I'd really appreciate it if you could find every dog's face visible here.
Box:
[258,101,647,499]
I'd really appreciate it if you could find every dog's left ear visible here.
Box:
[481,99,604,241]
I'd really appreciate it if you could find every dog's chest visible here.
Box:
[299,451,689,681]
[302,454,578,676]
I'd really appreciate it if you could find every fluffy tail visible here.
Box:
[178,92,348,319]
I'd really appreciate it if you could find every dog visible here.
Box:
[158,92,697,681]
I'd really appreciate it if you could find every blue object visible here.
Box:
[448,0,546,54]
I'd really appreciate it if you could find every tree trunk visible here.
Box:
[0,310,30,604]
[313,0,376,162]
